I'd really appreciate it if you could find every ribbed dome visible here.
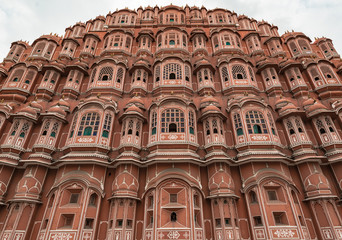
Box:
[19,105,38,117]
[127,97,145,108]
[201,104,221,114]
[30,101,43,112]
[303,98,315,109]
[125,105,144,115]
[275,98,289,108]
[307,101,327,113]
[58,98,70,109]
[48,105,67,117]
[200,95,219,105]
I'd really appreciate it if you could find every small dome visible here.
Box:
[303,98,315,109]
[209,170,235,195]
[200,95,219,105]
[16,176,41,196]
[275,98,289,109]
[127,97,145,108]
[201,104,221,114]
[304,173,331,194]
[19,105,37,118]
[125,105,144,115]
[30,101,43,112]
[279,103,298,116]
[281,103,297,111]
[48,105,67,117]
[308,101,327,112]
[58,98,70,109]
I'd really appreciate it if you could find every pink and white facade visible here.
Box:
[0,5,342,240]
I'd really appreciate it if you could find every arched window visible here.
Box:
[169,123,177,132]
[295,119,303,133]
[116,67,124,83]
[98,67,113,81]
[77,112,100,137]
[325,117,336,133]
[10,121,20,136]
[248,66,255,82]
[185,65,190,82]
[69,113,78,138]
[151,112,157,135]
[309,67,322,82]
[213,36,219,48]
[287,120,295,135]
[125,37,131,49]
[19,122,29,138]
[155,65,161,82]
[221,66,229,82]
[84,127,93,136]
[245,111,268,134]
[10,69,24,84]
[232,65,247,80]
[161,109,185,133]
[298,39,310,52]
[320,65,336,80]
[234,113,243,136]
[253,125,262,134]
[136,122,140,136]
[212,119,218,133]
[171,212,177,222]
[289,42,298,56]
[42,121,50,136]
[205,120,210,135]
[127,120,134,135]
[316,119,326,134]
[51,122,59,138]
[163,63,182,80]
[102,113,112,138]
[189,111,195,134]
[267,113,277,136]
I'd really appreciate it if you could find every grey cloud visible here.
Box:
[0,0,341,59]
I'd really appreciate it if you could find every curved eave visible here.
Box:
[61,38,80,46]
[83,33,101,42]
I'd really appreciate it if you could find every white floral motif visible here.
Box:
[51,233,73,240]
[146,232,152,239]
[168,134,178,140]
[77,137,94,143]
[167,231,180,239]
[251,135,268,141]
[274,229,295,238]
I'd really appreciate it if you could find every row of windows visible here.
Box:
[1,106,340,150]
[6,62,339,98]
[8,31,336,62]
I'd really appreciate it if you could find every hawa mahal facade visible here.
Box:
[1,4,342,240]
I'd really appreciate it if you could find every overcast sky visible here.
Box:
[0,0,341,59]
